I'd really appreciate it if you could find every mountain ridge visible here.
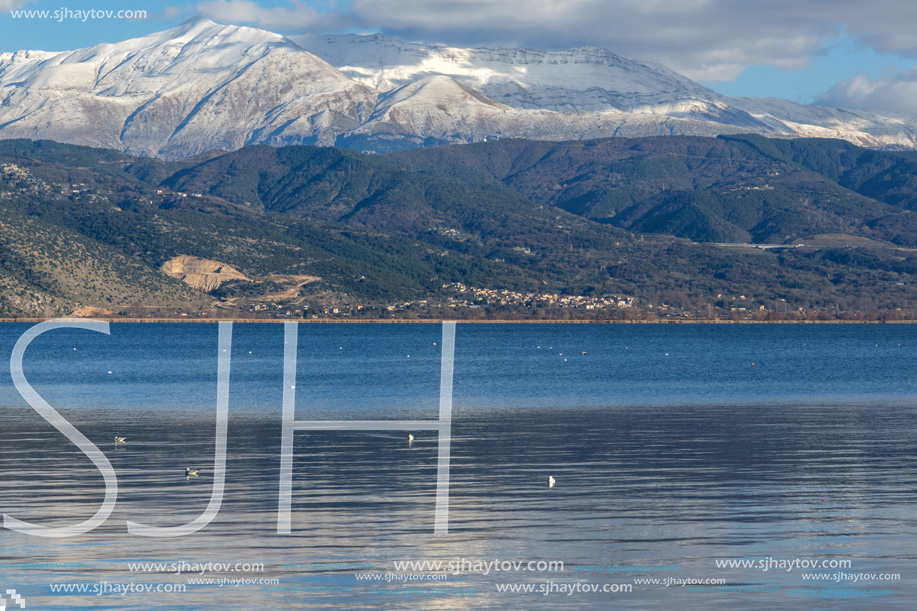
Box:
[2,135,917,318]
[1,18,917,157]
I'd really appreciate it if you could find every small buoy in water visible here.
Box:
[751,362,755,366]
[548,476,556,488]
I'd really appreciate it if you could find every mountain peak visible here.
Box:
[180,14,216,27]
[167,14,218,32]
[1,25,917,157]
[0,17,371,158]
[145,14,289,48]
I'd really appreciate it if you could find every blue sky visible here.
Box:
[2,0,916,113]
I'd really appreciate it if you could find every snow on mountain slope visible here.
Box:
[296,32,917,149]
[731,97,917,148]
[2,19,917,158]
[294,33,716,112]
[359,75,516,139]
[0,17,376,157]
[0,50,58,73]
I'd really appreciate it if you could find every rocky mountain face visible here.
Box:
[2,17,916,159]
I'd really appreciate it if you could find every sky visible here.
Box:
[2,0,917,114]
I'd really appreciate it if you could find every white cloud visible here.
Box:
[192,0,344,32]
[818,69,917,115]
[342,0,837,80]
[1,0,32,11]
[165,0,917,83]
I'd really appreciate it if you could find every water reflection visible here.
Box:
[0,323,915,609]
[1,402,916,610]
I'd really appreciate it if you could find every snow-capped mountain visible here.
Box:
[294,33,722,113]
[2,17,916,159]
[296,32,917,149]
[0,17,376,157]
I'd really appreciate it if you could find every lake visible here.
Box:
[1,322,915,609]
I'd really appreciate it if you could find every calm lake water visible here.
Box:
[1,322,916,609]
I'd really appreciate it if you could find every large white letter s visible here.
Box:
[6,318,117,537]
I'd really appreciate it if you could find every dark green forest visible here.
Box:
[1,135,917,319]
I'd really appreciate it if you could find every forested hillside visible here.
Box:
[1,136,916,319]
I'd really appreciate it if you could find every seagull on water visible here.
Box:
[114,436,126,444]
[185,468,200,477]
[408,434,414,447]
[548,476,556,488]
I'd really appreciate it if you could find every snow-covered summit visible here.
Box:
[295,33,717,112]
[0,17,374,157]
[1,18,916,158]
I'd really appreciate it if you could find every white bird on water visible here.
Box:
[408,434,414,447]
[548,476,556,488]
[185,468,200,477]
[114,436,126,445]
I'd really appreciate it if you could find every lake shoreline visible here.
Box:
[0,318,914,324]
